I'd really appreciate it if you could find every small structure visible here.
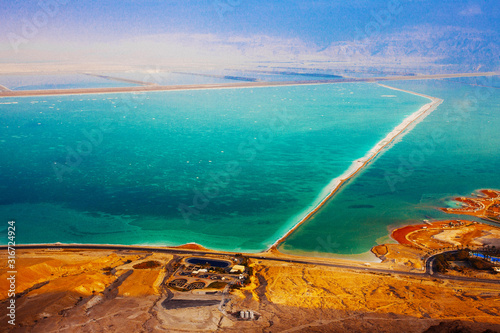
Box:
[192,268,208,275]
[230,265,246,274]
[186,282,205,290]
[239,310,256,320]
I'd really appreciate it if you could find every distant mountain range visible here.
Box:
[2,25,498,74]
[319,25,499,72]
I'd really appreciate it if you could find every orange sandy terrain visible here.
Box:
[389,220,498,250]
[250,260,499,318]
[372,189,500,269]
[441,189,500,222]
[0,249,173,332]
[234,259,500,332]
[171,242,210,251]
[0,250,171,299]
[2,250,500,332]
[0,250,134,298]
[117,269,164,297]
[372,221,500,269]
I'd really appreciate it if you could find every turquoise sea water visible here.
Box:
[281,78,500,256]
[0,83,427,251]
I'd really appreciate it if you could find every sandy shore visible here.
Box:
[269,85,443,252]
[0,71,497,98]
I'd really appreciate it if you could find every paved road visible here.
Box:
[425,250,500,284]
[3,244,499,285]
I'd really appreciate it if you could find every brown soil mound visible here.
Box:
[173,243,209,251]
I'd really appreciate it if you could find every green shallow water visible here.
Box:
[280,78,500,256]
[0,83,427,251]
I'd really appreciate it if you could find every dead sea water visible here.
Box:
[0,83,430,252]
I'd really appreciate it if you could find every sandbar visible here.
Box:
[269,85,443,251]
[0,72,497,98]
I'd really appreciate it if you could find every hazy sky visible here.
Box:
[1,0,498,65]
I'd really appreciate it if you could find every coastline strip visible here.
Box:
[0,72,496,98]
[268,84,443,251]
[82,73,159,86]
[0,84,11,92]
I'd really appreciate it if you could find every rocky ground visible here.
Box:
[234,259,500,332]
[1,250,499,332]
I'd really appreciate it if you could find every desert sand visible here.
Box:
[1,249,499,332]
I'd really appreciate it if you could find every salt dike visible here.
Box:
[269,84,443,251]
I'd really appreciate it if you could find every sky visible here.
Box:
[0,0,498,67]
